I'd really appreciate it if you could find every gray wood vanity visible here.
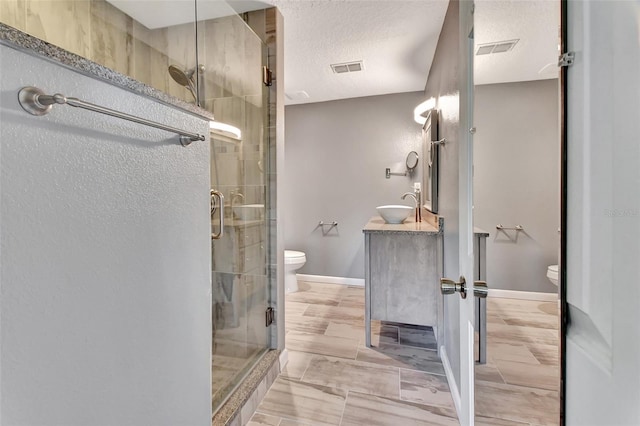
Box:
[363,216,488,359]
[363,216,443,348]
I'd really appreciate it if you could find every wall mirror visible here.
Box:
[422,109,439,213]
[406,151,419,172]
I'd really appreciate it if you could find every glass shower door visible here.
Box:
[200,10,271,412]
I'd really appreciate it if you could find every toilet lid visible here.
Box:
[285,250,305,259]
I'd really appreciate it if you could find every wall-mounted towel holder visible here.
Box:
[317,221,338,236]
[18,86,205,146]
[318,221,338,229]
[496,224,524,231]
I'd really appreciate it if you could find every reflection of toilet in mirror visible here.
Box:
[285,250,306,293]
[547,264,558,287]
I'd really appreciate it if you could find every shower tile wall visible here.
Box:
[24,0,92,58]
[200,16,262,101]
[0,0,196,103]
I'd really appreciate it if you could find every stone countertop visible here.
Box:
[475,227,490,237]
[363,216,440,234]
[363,216,490,237]
[0,23,214,121]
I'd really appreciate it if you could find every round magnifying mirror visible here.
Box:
[406,151,419,171]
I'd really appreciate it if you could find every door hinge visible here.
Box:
[262,66,273,87]
[265,307,275,326]
[558,52,575,67]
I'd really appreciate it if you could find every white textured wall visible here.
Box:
[0,45,211,425]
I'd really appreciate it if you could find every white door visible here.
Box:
[564,1,640,424]
[440,1,476,424]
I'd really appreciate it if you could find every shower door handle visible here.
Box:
[211,190,224,240]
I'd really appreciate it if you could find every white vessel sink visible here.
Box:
[233,204,264,221]
[376,205,413,224]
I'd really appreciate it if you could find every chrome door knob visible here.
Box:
[440,276,467,299]
[474,281,488,299]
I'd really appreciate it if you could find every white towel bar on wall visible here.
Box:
[18,86,205,146]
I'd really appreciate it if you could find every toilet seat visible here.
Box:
[285,250,306,264]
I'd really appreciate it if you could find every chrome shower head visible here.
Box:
[168,65,197,100]
[169,65,197,86]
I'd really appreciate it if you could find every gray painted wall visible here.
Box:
[423,0,462,394]
[474,80,560,293]
[0,45,211,425]
[284,91,425,279]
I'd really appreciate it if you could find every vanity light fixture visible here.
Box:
[413,97,436,125]
[210,121,242,140]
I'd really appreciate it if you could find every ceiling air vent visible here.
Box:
[331,60,364,74]
[476,39,519,56]
[285,91,310,101]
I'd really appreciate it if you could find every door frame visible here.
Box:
[559,0,568,424]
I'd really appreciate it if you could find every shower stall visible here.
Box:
[198,13,273,411]
[157,2,274,412]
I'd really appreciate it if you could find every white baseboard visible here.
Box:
[295,276,557,300]
[279,349,289,371]
[488,289,558,301]
[440,345,462,422]
[296,274,365,287]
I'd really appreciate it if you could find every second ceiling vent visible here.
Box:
[476,39,519,56]
[331,60,364,74]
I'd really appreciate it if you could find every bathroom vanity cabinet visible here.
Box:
[363,216,489,355]
[363,216,443,348]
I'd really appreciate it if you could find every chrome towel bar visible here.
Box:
[317,221,338,236]
[496,224,524,231]
[318,221,338,228]
[18,86,205,146]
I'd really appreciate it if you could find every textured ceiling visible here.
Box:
[263,0,559,103]
[474,0,560,85]
[268,0,449,105]
[109,0,559,104]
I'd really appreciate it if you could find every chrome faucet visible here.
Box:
[401,192,418,206]
[401,191,422,222]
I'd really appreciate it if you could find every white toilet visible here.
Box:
[285,250,306,293]
[547,264,559,287]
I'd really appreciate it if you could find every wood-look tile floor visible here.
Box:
[249,281,560,426]
[476,298,560,426]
